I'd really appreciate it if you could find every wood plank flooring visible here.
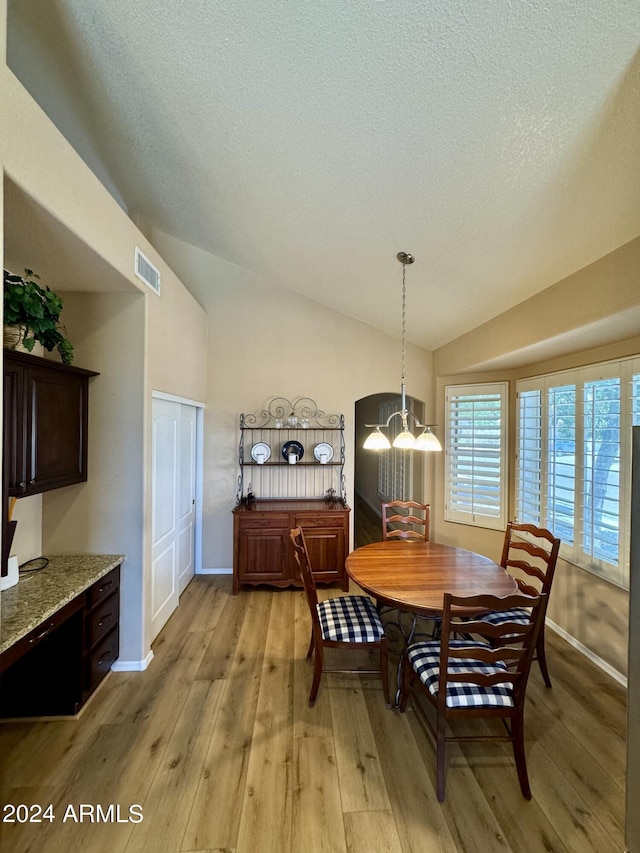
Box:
[0,575,626,853]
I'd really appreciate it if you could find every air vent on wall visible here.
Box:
[134,247,161,296]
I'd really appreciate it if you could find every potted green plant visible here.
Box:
[3,268,74,364]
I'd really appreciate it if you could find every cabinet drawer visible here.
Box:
[86,628,119,692]
[87,566,120,608]
[294,513,345,529]
[239,514,289,530]
[87,592,119,650]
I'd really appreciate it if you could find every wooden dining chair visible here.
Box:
[381,500,430,541]
[399,591,547,802]
[481,521,560,687]
[290,527,391,709]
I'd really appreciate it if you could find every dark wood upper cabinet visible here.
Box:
[3,350,98,497]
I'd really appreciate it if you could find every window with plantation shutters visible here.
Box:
[515,355,640,589]
[445,383,508,530]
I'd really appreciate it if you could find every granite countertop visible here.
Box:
[0,554,124,656]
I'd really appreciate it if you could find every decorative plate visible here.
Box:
[282,439,304,462]
[250,442,271,464]
[314,442,334,463]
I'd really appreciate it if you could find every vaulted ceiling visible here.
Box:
[6,0,640,349]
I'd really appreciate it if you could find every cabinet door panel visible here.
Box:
[238,529,289,581]
[4,362,25,494]
[25,366,88,492]
[303,527,345,579]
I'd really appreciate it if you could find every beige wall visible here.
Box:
[433,242,640,677]
[1,43,208,663]
[434,236,640,375]
[43,293,147,660]
[144,228,435,569]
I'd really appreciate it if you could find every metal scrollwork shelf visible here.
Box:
[236,396,347,505]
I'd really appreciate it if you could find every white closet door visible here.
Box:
[151,398,197,640]
[177,404,197,594]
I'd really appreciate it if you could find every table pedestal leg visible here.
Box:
[377,606,438,706]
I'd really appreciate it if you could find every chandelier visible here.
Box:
[363,252,442,452]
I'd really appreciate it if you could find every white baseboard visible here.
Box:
[111,650,154,672]
[197,567,233,575]
[547,618,627,688]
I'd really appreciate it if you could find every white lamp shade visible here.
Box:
[363,428,391,450]
[413,428,442,452]
[392,429,416,449]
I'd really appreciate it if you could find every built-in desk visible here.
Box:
[0,554,123,717]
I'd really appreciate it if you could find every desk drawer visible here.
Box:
[87,591,119,650]
[87,566,120,608]
[86,628,119,692]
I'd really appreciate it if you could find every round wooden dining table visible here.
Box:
[345,540,518,617]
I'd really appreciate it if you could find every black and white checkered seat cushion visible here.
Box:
[407,639,515,708]
[479,607,530,628]
[317,596,384,643]
[480,607,531,640]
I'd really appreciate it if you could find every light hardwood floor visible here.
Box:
[0,575,626,853]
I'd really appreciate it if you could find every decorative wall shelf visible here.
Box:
[236,396,346,504]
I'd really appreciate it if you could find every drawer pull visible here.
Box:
[29,625,52,644]
[97,580,113,595]
[98,650,114,665]
[97,613,113,628]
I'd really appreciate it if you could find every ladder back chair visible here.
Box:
[290,527,391,709]
[482,521,560,687]
[399,591,547,802]
[381,500,430,541]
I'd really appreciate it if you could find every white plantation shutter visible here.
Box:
[515,356,640,589]
[445,383,508,530]
[516,388,542,526]
[582,372,620,569]
[547,383,576,548]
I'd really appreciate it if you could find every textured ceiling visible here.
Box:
[6,0,640,349]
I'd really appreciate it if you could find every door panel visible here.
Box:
[304,528,344,578]
[238,530,288,582]
[177,405,197,594]
[151,403,179,640]
[151,398,199,641]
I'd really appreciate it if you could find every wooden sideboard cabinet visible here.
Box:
[233,499,350,594]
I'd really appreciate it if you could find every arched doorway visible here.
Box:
[353,392,426,548]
